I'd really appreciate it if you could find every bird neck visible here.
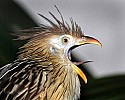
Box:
[45,58,81,100]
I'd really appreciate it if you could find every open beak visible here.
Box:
[72,36,102,84]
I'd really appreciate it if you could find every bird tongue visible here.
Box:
[73,60,93,65]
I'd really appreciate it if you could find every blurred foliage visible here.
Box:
[0,1,125,100]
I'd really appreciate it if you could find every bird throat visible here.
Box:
[46,61,81,100]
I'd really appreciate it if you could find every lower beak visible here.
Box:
[73,64,87,84]
[73,36,102,84]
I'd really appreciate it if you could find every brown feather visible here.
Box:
[0,7,86,100]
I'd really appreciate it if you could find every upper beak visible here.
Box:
[72,36,102,84]
[78,36,102,47]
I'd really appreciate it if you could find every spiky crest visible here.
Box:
[13,6,83,40]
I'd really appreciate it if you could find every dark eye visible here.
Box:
[62,37,69,44]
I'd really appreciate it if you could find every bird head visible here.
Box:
[49,34,102,60]
[16,8,102,84]
[48,32,101,84]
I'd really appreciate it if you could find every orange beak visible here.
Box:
[78,36,102,47]
[73,36,102,84]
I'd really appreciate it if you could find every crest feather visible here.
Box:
[12,6,84,40]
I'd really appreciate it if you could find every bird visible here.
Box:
[0,7,102,100]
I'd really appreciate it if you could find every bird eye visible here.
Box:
[62,37,69,44]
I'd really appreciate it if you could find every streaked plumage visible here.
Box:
[0,7,102,100]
